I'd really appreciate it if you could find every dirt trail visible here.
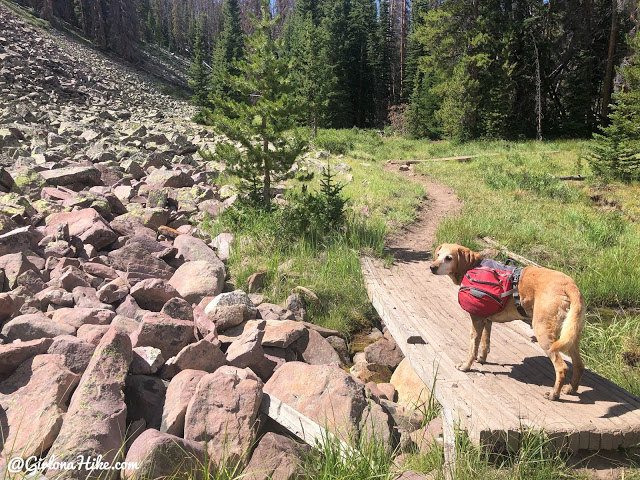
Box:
[383,163,462,262]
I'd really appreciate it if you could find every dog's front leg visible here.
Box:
[477,320,492,363]
[457,316,485,371]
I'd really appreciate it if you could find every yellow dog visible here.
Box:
[430,243,586,401]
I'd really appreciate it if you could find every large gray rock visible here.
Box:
[161,369,207,437]
[47,329,132,479]
[0,354,79,459]
[146,168,195,188]
[169,260,225,303]
[184,366,263,469]
[131,346,165,375]
[122,429,206,480]
[1,313,76,342]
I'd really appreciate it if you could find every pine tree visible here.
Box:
[210,0,308,209]
[372,0,393,125]
[209,0,244,104]
[588,31,640,182]
[189,18,209,108]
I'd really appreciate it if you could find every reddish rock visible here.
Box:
[169,260,225,303]
[131,346,165,375]
[261,320,307,348]
[0,337,53,381]
[243,432,309,480]
[174,234,224,266]
[365,382,397,402]
[0,354,79,460]
[409,417,444,454]
[82,262,119,280]
[184,366,263,469]
[291,329,341,365]
[161,369,207,437]
[364,338,404,369]
[161,297,193,321]
[257,303,296,321]
[72,285,112,310]
[146,168,195,188]
[205,304,247,332]
[76,324,110,345]
[226,320,266,370]
[131,312,194,359]
[108,242,173,279]
[35,287,74,309]
[0,252,40,290]
[130,278,181,311]
[47,335,96,374]
[264,362,393,444]
[161,338,226,379]
[247,271,267,293]
[47,329,132,479]
[193,305,216,339]
[58,265,91,291]
[52,307,115,328]
[122,429,206,480]
[97,277,129,303]
[45,208,117,250]
[1,313,76,342]
[0,293,15,321]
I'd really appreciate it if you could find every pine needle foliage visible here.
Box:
[209,0,307,210]
[588,30,640,182]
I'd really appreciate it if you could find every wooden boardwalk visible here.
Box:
[362,256,640,451]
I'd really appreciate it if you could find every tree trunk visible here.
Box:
[262,115,271,209]
[602,0,618,121]
[531,32,543,141]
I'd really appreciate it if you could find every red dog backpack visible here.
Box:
[458,265,517,317]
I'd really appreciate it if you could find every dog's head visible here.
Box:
[430,243,483,285]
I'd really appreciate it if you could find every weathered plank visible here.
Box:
[260,392,355,458]
[480,237,542,268]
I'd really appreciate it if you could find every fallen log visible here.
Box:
[481,237,542,268]
[552,175,586,181]
[389,150,560,165]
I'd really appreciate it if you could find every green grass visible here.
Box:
[201,143,423,334]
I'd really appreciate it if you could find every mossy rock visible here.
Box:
[0,193,36,218]
[10,167,48,200]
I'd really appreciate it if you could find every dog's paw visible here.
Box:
[476,356,487,364]
[544,391,559,401]
[456,363,471,372]
[562,385,578,395]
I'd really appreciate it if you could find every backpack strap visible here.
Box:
[512,267,529,317]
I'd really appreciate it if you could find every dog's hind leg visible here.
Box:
[477,320,492,363]
[545,348,568,401]
[562,344,584,395]
[457,316,485,371]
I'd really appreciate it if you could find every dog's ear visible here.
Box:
[434,244,442,258]
[454,246,481,284]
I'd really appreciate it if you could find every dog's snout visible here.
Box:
[430,264,438,274]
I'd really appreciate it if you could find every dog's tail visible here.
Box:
[551,284,586,353]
